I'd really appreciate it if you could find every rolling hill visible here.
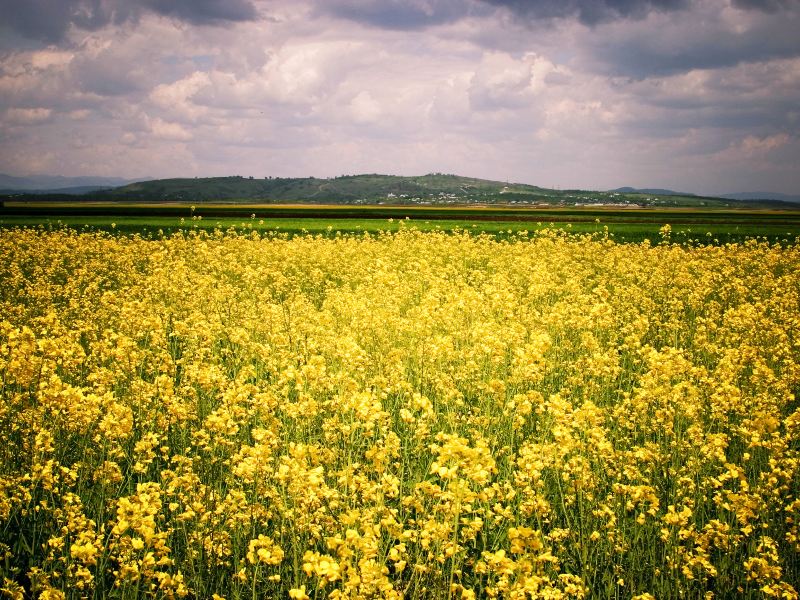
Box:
[83,173,552,204]
[1,173,796,208]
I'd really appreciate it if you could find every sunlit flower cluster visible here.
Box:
[0,226,798,598]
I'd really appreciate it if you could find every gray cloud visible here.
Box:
[318,0,481,30]
[0,1,95,43]
[299,0,800,36]
[732,0,800,11]
[0,0,258,43]
[141,0,259,25]
[315,0,694,29]
[1,0,798,195]
[581,6,800,78]
[480,0,691,25]
[619,59,800,135]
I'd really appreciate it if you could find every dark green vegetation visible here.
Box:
[4,173,794,207]
[2,203,799,245]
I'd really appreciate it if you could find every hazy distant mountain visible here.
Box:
[612,187,800,205]
[0,173,142,191]
[610,187,694,196]
[721,192,800,204]
[0,185,122,195]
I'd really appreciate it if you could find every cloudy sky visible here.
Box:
[0,0,798,195]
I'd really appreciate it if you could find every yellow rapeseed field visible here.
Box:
[0,226,798,599]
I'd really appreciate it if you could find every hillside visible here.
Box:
[85,173,553,204]
[2,173,794,208]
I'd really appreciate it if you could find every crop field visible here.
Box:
[1,226,799,599]
[2,203,800,244]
